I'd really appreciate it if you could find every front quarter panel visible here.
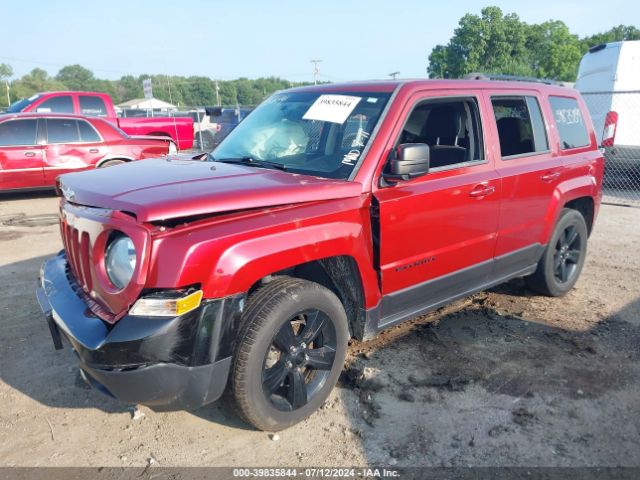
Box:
[146,196,381,309]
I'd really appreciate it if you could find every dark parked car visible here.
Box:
[194,107,252,151]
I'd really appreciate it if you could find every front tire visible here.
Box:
[231,277,349,431]
[525,208,588,296]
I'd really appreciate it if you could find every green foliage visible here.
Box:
[4,64,311,108]
[427,6,640,82]
[526,20,583,81]
[581,25,640,49]
[0,63,12,80]
[9,68,67,103]
[55,64,95,90]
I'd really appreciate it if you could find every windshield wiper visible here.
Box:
[213,156,288,171]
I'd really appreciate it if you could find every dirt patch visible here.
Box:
[1,213,59,227]
[0,231,24,241]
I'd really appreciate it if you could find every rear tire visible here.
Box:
[99,159,126,168]
[525,208,588,296]
[231,277,349,431]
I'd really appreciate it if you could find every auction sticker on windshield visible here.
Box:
[303,95,362,124]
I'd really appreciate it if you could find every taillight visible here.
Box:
[215,123,222,132]
[601,111,618,147]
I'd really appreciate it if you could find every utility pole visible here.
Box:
[310,59,322,85]
[215,80,220,106]
[5,80,9,107]
[388,71,400,80]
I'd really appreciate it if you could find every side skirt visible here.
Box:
[360,244,544,340]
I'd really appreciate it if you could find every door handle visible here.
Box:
[24,151,37,157]
[89,148,99,153]
[540,171,561,182]
[469,184,496,198]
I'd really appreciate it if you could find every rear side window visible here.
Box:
[36,95,74,114]
[46,119,80,143]
[77,120,101,142]
[79,95,107,117]
[492,96,549,158]
[549,96,590,149]
[0,119,38,146]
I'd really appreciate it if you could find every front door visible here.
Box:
[0,118,45,190]
[373,92,501,326]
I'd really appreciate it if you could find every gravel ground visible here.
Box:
[0,191,638,468]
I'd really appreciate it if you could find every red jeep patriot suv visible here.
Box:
[37,79,603,431]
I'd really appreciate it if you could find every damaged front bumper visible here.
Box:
[36,252,244,410]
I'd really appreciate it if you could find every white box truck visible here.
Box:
[575,40,640,171]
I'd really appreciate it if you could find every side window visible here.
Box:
[526,97,549,152]
[77,120,101,142]
[79,96,107,117]
[492,96,548,158]
[36,95,74,114]
[398,98,484,170]
[549,96,590,149]
[46,119,80,144]
[0,119,38,146]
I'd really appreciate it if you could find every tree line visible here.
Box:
[0,64,313,108]
[427,6,640,81]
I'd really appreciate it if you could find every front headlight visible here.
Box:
[105,234,136,289]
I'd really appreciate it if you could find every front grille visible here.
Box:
[58,202,143,324]
[62,224,93,294]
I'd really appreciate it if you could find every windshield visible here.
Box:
[6,94,41,113]
[212,91,391,180]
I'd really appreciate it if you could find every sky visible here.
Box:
[1,0,639,82]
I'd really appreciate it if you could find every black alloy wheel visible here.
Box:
[262,309,336,411]
[526,208,588,297]
[553,224,582,284]
[231,276,349,431]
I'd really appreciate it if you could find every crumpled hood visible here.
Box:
[57,156,362,222]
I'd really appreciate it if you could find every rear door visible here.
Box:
[483,91,562,274]
[373,90,501,326]
[0,118,45,190]
[43,118,105,184]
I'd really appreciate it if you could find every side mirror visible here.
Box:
[383,143,430,182]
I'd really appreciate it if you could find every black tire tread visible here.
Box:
[231,276,333,430]
[525,208,587,296]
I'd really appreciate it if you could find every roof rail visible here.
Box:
[464,72,563,86]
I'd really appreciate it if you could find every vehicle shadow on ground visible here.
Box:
[0,254,248,430]
[0,190,57,201]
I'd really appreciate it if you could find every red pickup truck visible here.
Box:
[7,91,194,150]
[37,79,603,431]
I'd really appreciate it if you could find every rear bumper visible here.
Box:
[37,252,243,410]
